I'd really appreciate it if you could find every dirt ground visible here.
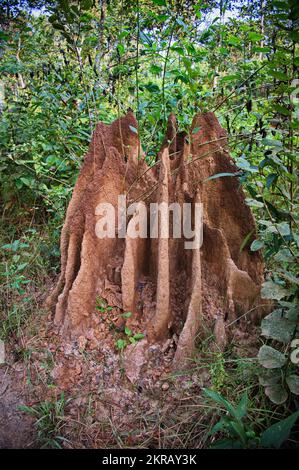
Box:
[0,366,34,448]
[0,306,260,449]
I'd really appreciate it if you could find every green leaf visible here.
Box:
[235,393,248,419]
[16,262,28,272]
[248,31,264,42]
[252,46,271,53]
[250,239,264,251]
[204,172,239,182]
[133,333,145,340]
[117,43,125,55]
[261,309,296,343]
[261,280,289,300]
[150,64,162,75]
[121,311,132,319]
[286,375,299,395]
[261,411,299,448]
[81,0,93,10]
[276,222,290,236]
[115,339,126,350]
[129,337,136,344]
[245,198,264,208]
[259,369,281,387]
[268,70,289,82]
[239,230,254,253]
[129,125,138,134]
[124,326,132,336]
[280,271,299,285]
[192,126,201,134]
[264,384,288,404]
[287,305,299,322]
[221,74,239,82]
[203,389,238,419]
[209,418,227,435]
[258,345,286,369]
[151,0,167,5]
[262,138,283,148]
[274,249,294,263]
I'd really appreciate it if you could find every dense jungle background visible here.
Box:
[0,0,298,449]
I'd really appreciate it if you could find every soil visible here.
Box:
[0,306,261,448]
[0,365,34,448]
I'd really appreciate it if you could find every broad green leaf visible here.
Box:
[248,32,264,42]
[286,375,299,395]
[258,345,286,368]
[245,198,264,208]
[276,222,290,236]
[221,74,239,82]
[268,70,289,81]
[259,369,281,386]
[252,46,271,53]
[264,384,288,404]
[287,305,299,322]
[133,333,145,340]
[261,411,299,448]
[262,138,283,148]
[150,64,162,75]
[209,418,227,435]
[203,389,238,419]
[250,239,264,251]
[261,309,296,343]
[261,280,289,300]
[274,249,294,263]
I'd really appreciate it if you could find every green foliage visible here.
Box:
[115,325,145,350]
[95,296,113,314]
[204,389,299,448]
[20,393,68,448]
[209,352,228,391]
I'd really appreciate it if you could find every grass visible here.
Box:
[20,393,69,448]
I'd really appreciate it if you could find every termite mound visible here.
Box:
[46,110,266,368]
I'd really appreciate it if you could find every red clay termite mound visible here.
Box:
[46,111,266,368]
